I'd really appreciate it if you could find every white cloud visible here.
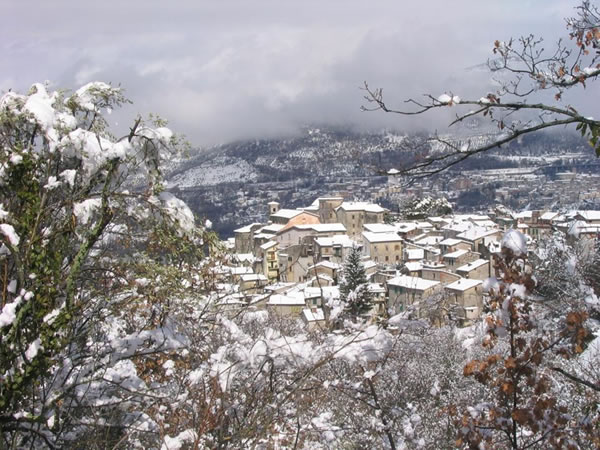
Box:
[2,0,594,147]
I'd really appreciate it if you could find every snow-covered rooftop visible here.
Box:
[456,259,489,272]
[337,202,385,213]
[427,216,447,223]
[443,249,469,259]
[514,211,533,219]
[575,210,600,221]
[310,223,347,233]
[568,221,600,237]
[439,238,463,246]
[304,286,339,299]
[457,227,500,242]
[395,222,418,233]
[260,240,278,250]
[452,214,490,221]
[260,224,285,234]
[362,231,403,243]
[387,275,439,291]
[315,235,356,247]
[363,223,398,233]
[416,222,433,229]
[413,236,443,246]
[234,222,262,233]
[268,294,306,306]
[271,209,303,219]
[279,223,346,234]
[540,211,559,221]
[308,260,341,271]
[470,219,497,228]
[445,278,482,292]
[442,221,474,233]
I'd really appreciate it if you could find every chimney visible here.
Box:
[268,201,280,215]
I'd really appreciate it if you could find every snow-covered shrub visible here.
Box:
[0,82,213,448]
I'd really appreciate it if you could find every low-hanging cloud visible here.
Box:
[2,0,594,148]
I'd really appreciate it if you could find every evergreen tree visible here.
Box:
[339,246,373,319]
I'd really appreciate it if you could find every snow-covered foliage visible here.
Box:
[532,232,599,319]
[501,228,528,256]
[0,81,210,448]
[437,93,461,105]
[458,233,599,448]
[399,195,452,219]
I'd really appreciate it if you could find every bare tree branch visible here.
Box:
[362,6,600,180]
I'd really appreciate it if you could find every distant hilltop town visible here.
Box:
[209,196,600,329]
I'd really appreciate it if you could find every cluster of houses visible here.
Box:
[211,196,600,329]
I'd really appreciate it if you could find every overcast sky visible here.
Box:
[2,0,593,147]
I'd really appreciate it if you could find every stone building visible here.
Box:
[335,202,386,238]
[362,232,403,265]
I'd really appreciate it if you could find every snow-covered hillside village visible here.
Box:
[218,198,598,329]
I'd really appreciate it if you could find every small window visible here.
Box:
[385,256,389,262]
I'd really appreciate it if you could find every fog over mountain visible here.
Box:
[2,0,590,148]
